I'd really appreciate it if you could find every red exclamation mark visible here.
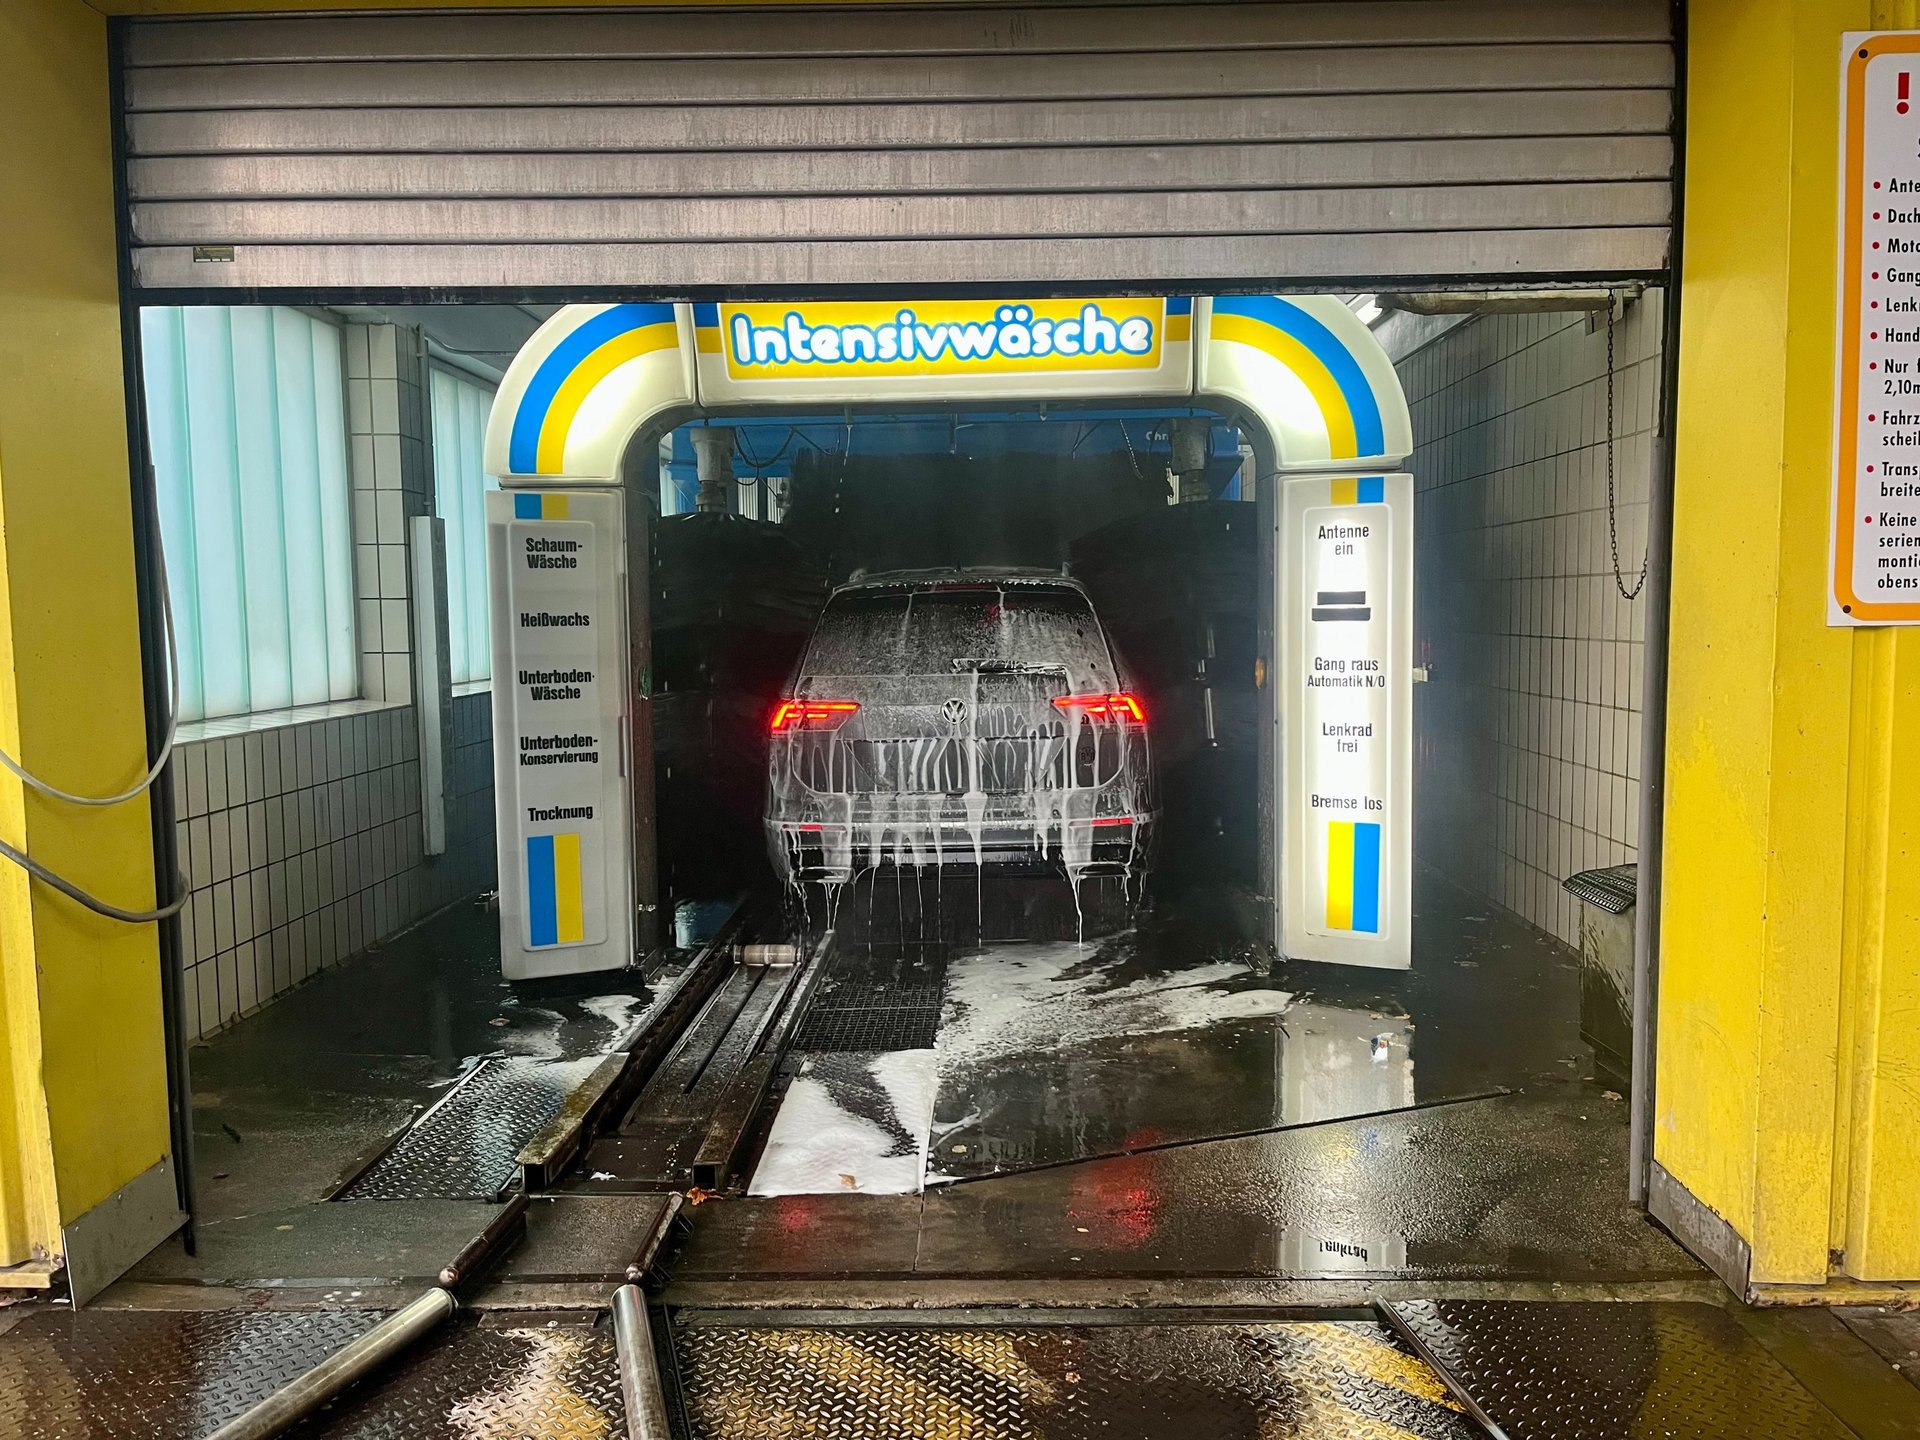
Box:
[1899,72,1911,114]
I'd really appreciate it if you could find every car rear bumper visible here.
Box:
[766,813,1152,883]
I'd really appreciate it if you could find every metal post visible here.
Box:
[1170,416,1211,504]
[625,441,662,960]
[612,1285,675,1440]
[109,20,196,1253]
[1628,0,1687,1210]
[691,426,736,514]
[200,1289,457,1440]
[1629,439,1674,1206]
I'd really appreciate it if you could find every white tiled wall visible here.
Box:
[170,697,495,1039]
[1398,296,1663,947]
[348,323,430,706]
[168,320,499,1041]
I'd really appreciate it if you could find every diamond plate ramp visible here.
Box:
[338,1057,597,1202]
[294,1317,624,1438]
[0,1308,384,1438]
[672,1319,1479,1438]
[1384,1300,1858,1440]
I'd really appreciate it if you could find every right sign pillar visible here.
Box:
[1279,472,1414,969]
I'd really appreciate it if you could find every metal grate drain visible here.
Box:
[788,952,948,1053]
[671,1319,1477,1440]
[337,1056,596,1202]
[788,1005,941,1052]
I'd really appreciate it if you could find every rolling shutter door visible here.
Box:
[121,1,1675,294]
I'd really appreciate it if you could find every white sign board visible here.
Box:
[1834,33,1920,625]
[487,488,632,978]
[1279,474,1413,968]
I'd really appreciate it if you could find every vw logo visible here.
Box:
[941,697,968,725]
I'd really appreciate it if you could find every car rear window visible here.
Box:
[804,586,1110,679]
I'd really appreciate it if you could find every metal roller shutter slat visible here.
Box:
[130,230,1672,292]
[131,184,1674,247]
[123,2,1672,67]
[120,0,1675,292]
[128,91,1674,159]
[126,136,1675,203]
[126,46,1674,113]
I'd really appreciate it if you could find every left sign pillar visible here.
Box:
[488,489,635,978]
[0,0,180,1296]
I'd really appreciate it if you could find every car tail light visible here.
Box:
[1052,692,1146,724]
[770,699,860,734]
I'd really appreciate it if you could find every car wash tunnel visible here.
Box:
[5,2,1920,1438]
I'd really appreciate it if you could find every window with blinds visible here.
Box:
[429,366,498,685]
[140,305,358,722]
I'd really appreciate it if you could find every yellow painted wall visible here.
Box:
[1663,0,1920,1286]
[0,0,1907,1290]
[98,0,963,11]
[0,0,171,1268]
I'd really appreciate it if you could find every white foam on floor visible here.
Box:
[935,939,1291,1071]
[579,992,654,1048]
[748,1049,939,1196]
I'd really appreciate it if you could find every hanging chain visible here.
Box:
[1605,299,1650,601]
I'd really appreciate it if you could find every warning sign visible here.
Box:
[1834,33,1920,624]
[1280,473,1413,970]
[488,488,632,979]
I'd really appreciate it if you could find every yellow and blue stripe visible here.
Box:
[526,833,585,947]
[508,303,679,475]
[1165,295,1193,343]
[1326,820,1382,933]
[1331,476,1386,505]
[693,301,724,355]
[513,492,571,521]
[1209,297,1386,460]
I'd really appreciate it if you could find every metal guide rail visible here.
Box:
[573,912,829,1192]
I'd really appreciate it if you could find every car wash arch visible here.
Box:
[481,296,1415,979]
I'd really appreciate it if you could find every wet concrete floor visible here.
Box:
[676,1087,1699,1286]
[746,866,1602,1193]
[17,874,1915,1440]
[183,901,669,1222]
[649,864,1709,1292]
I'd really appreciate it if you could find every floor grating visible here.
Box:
[1385,1300,1859,1439]
[788,948,949,1053]
[0,1308,386,1438]
[670,1319,1478,1439]
[336,1056,593,1202]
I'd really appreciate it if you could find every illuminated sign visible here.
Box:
[488,488,632,980]
[691,298,1194,405]
[1281,473,1413,969]
[721,298,1166,378]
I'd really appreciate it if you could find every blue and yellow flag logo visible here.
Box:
[526,833,585,947]
[1325,820,1382,934]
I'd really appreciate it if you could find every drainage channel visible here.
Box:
[576,925,833,1198]
[320,900,772,1207]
